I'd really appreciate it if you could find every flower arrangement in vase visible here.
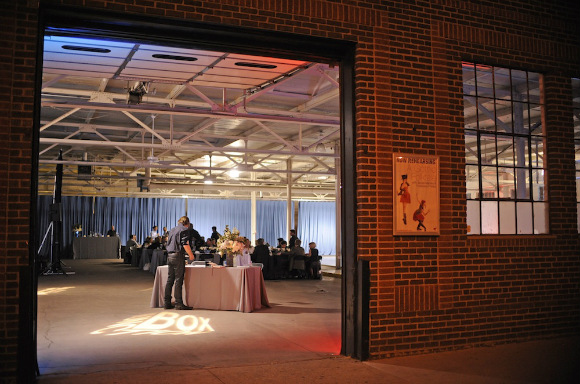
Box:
[217,226,248,266]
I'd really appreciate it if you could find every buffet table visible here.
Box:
[150,265,270,313]
[73,237,120,259]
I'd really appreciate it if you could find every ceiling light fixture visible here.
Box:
[62,45,111,53]
[234,62,277,69]
[152,54,198,62]
[127,81,149,105]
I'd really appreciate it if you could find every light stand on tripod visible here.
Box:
[39,149,72,275]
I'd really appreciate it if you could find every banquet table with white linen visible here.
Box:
[150,265,270,313]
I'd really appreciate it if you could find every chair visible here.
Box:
[290,254,306,278]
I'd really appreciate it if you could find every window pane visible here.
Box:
[577,172,580,200]
[465,131,478,164]
[529,104,543,135]
[463,62,476,96]
[466,165,479,199]
[531,169,546,201]
[528,72,541,104]
[511,69,528,102]
[530,137,544,168]
[578,203,580,232]
[494,67,511,100]
[478,97,495,131]
[499,201,516,234]
[481,201,498,234]
[496,135,514,166]
[476,64,494,98]
[514,136,529,168]
[467,200,480,234]
[480,134,496,165]
[498,167,515,198]
[515,167,530,199]
[533,202,548,234]
[495,99,513,133]
[481,166,498,198]
[512,101,527,134]
[573,78,580,109]
[464,96,478,129]
[517,202,533,234]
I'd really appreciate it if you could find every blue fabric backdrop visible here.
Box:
[37,196,336,257]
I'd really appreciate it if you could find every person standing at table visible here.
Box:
[162,226,169,237]
[289,229,298,249]
[150,225,159,239]
[188,223,203,250]
[210,226,221,242]
[164,216,195,310]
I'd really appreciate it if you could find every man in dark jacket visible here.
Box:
[164,216,195,310]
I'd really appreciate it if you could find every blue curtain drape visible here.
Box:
[256,200,288,247]
[297,201,336,255]
[37,196,335,257]
[188,199,251,239]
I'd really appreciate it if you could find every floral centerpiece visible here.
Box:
[217,226,247,266]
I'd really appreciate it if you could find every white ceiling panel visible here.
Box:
[39,34,340,200]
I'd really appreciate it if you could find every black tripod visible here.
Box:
[38,149,73,276]
[38,220,69,275]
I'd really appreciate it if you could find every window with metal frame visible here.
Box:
[463,62,548,235]
[573,78,580,233]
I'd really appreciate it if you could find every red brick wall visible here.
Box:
[1,0,579,379]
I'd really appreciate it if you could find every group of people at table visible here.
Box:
[124,223,323,281]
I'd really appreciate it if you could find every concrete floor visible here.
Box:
[36,259,580,383]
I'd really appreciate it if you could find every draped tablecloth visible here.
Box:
[150,265,270,313]
[130,247,142,267]
[73,237,120,259]
[149,249,167,275]
[139,248,153,269]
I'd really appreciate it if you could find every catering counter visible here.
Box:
[73,237,120,259]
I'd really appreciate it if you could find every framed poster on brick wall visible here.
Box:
[393,153,440,236]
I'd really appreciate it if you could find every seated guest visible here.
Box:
[276,238,285,249]
[142,236,152,248]
[239,238,252,266]
[124,234,139,263]
[161,236,168,248]
[205,238,215,247]
[148,236,163,250]
[306,242,322,279]
[126,234,140,249]
[106,225,117,237]
[289,239,306,278]
[252,238,272,278]
[244,238,254,255]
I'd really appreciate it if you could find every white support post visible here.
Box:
[286,159,292,241]
[251,172,257,245]
[335,157,341,269]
